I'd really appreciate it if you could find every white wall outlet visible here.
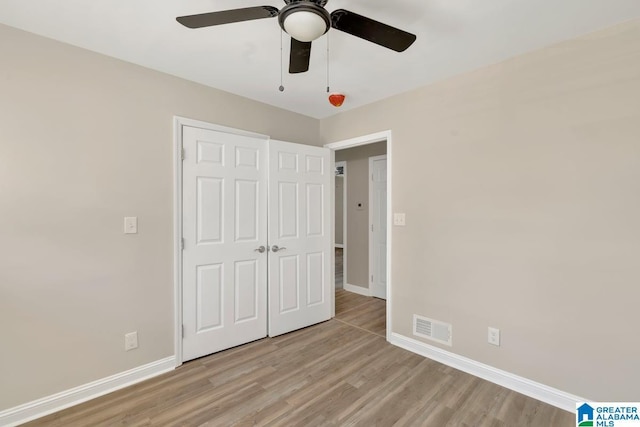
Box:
[125,331,138,351]
[393,213,406,226]
[488,327,500,346]
[124,216,138,234]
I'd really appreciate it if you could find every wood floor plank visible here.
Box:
[25,289,573,427]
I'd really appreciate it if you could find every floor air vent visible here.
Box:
[413,314,452,346]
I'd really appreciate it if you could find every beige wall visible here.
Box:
[336,142,387,289]
[0,24,320,411]
[322,19,640,400]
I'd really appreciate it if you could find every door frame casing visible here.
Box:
[335,160,347,288]
[324,130,393,341]
[173,116,269,367]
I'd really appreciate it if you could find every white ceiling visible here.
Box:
[2,0,640,119]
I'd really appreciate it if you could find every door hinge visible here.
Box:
[182,325,185,338]
[181,148,185,161]
[371,224,374,232]
[371,274,374,282]
[181,238,185,250]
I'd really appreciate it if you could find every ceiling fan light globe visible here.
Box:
[284,10,328,42]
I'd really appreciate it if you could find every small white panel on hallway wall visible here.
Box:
[393,213,406,226]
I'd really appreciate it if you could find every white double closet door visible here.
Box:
[181,125,331,362]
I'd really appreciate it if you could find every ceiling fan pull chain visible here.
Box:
[279,28,285,92]
[326,32,330,93]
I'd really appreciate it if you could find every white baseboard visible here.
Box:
[389,333,586,413]
[0,356,175,426]
[335,244,344,249]
[344,283,371,297]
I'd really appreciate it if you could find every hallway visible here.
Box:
[335,289,386,337]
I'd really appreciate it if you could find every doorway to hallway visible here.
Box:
[326,130,392,339]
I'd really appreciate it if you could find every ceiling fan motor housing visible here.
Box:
[278,1,331,42]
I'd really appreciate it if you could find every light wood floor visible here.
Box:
[335,247,343,288]
[335,288,386,337]
[26,291,572,426]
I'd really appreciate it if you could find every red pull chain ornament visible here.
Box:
[328,93,345,107]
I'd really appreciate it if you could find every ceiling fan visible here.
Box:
[176,0,417,74]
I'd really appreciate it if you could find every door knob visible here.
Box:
[254,246,266,253]
[271,245,286,253]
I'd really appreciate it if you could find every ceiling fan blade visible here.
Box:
[177,6,279,29]
[289,38,312,74]
[330,9,416,52]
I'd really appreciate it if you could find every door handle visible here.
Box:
[254,246,266,253]
[271,245,286,253]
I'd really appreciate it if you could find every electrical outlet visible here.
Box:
[125,331,138,351]
[488,327,500,346]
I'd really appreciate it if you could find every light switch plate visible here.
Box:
[393,213,406,226]
[124,217,137,234]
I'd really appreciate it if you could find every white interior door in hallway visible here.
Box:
[181,126,332,362]
[369,155,387,299]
